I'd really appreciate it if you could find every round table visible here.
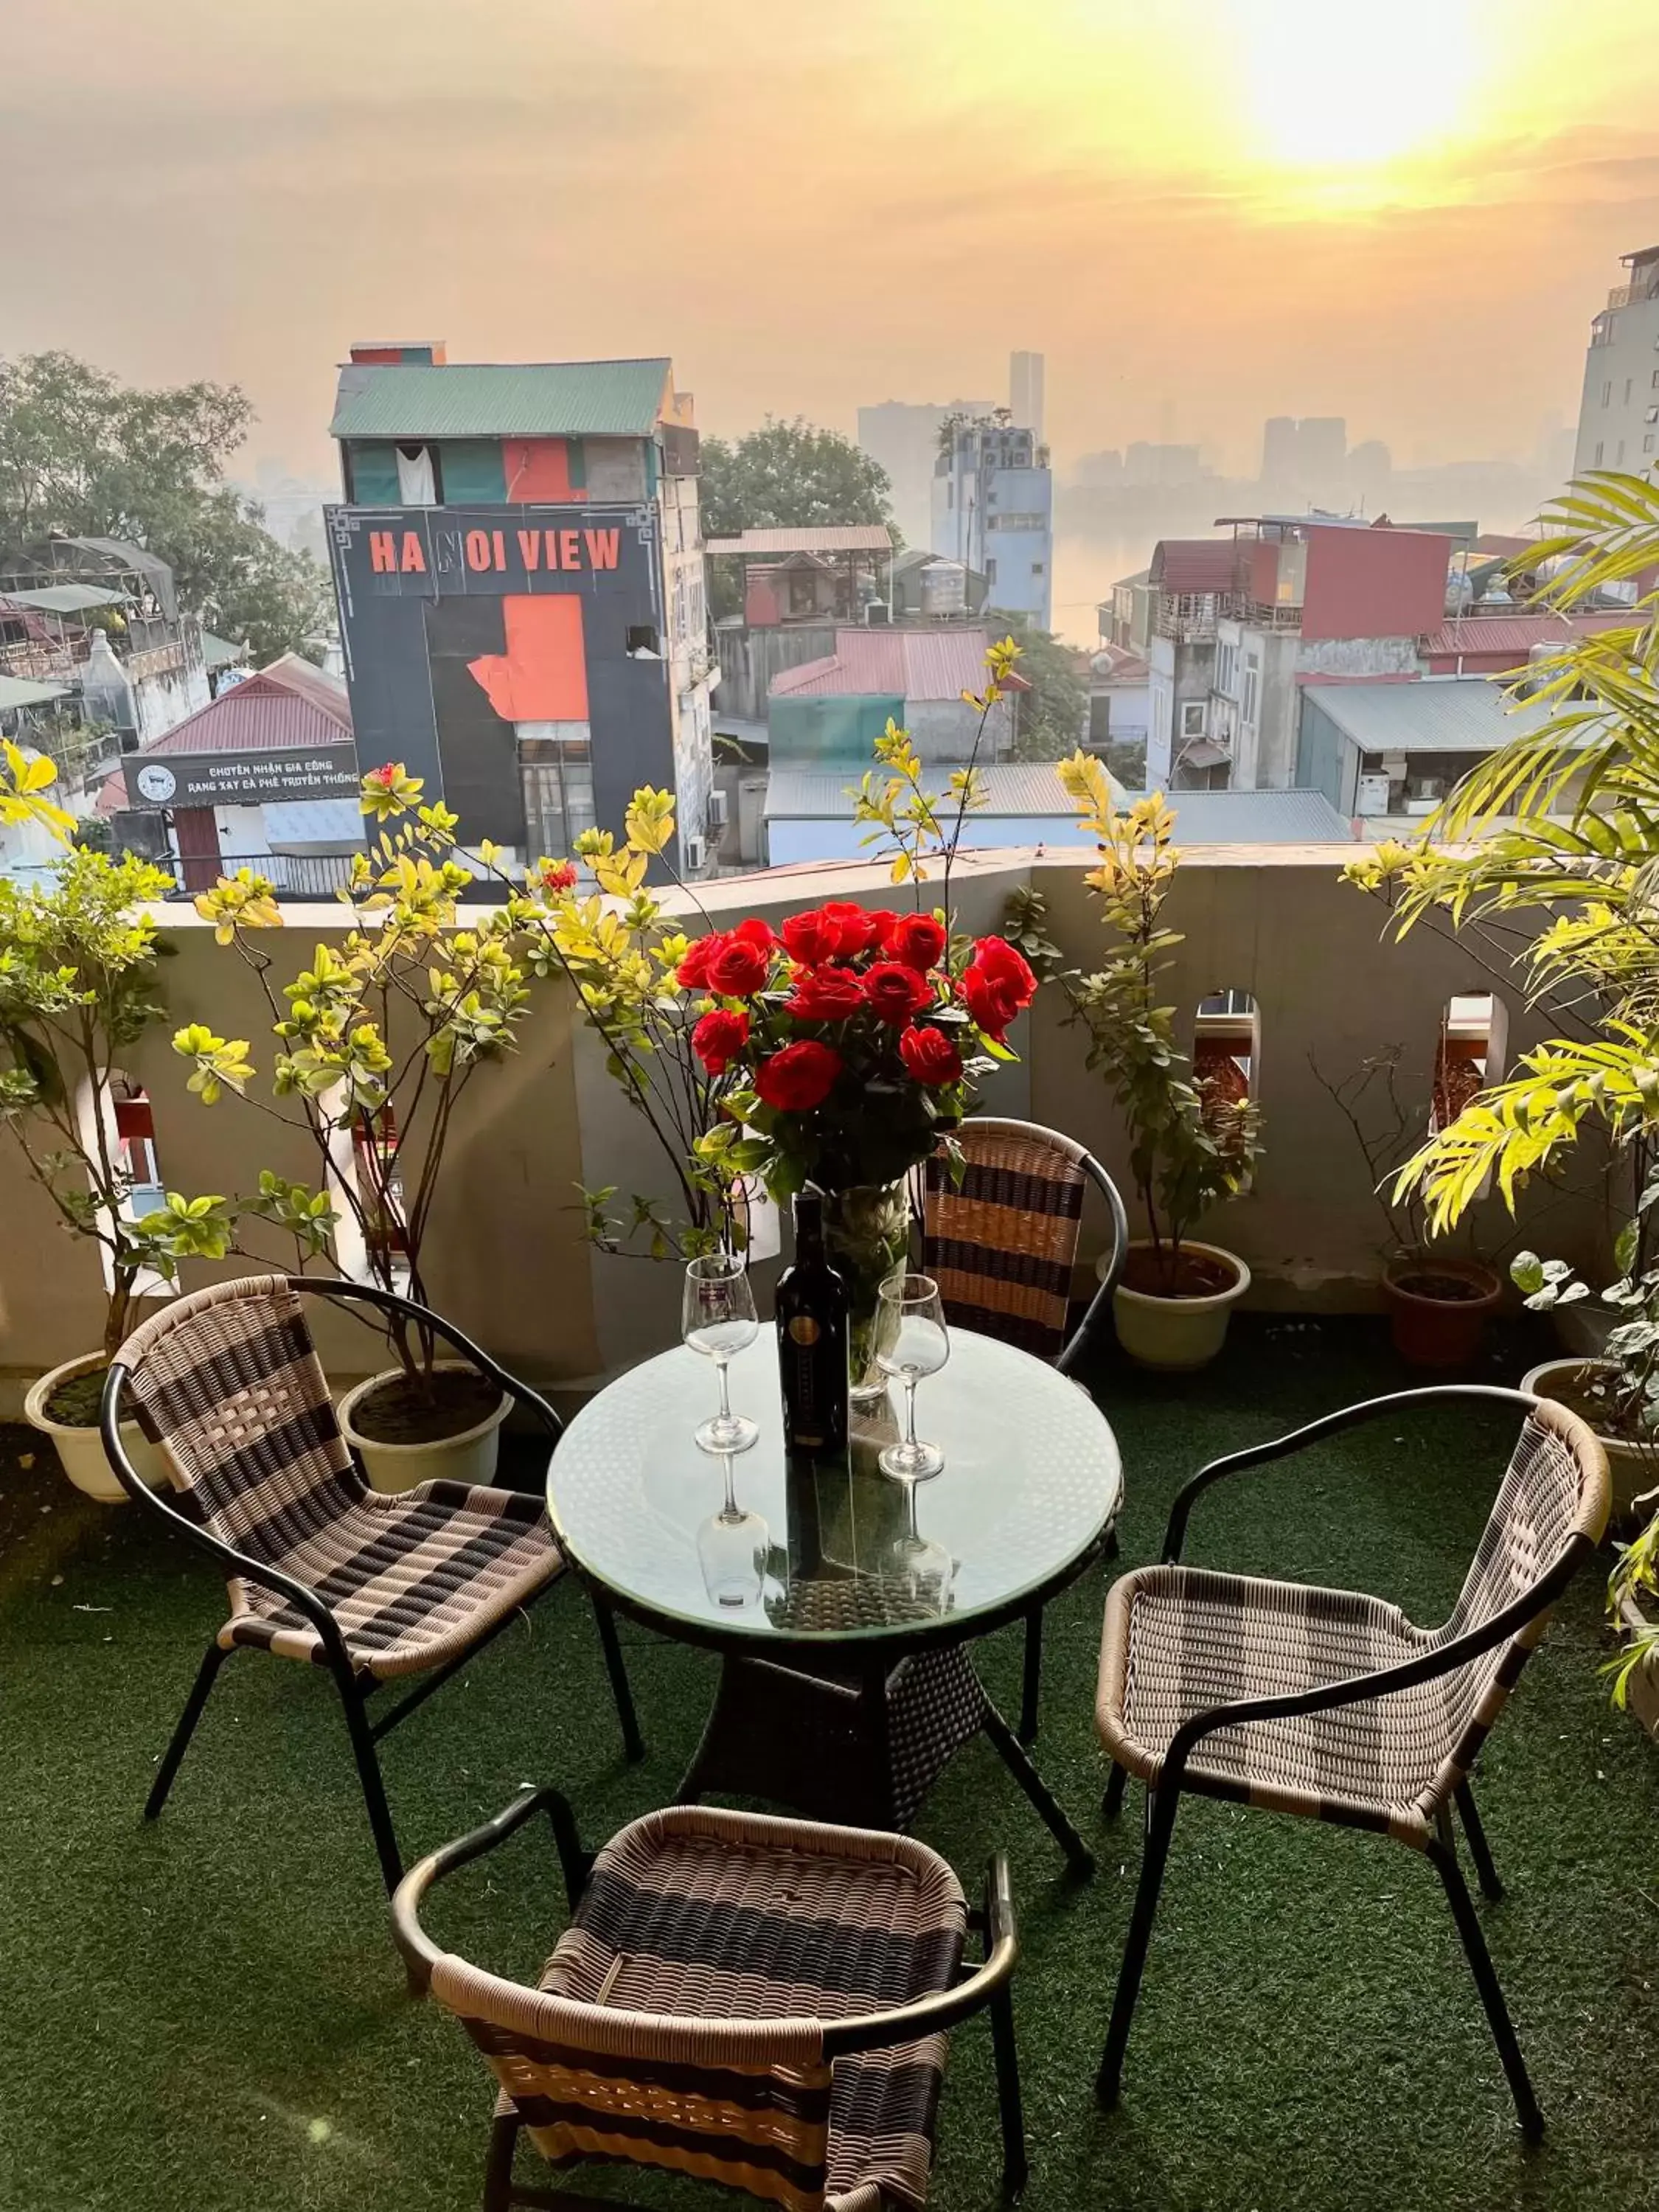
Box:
[548,1330,1121,1864]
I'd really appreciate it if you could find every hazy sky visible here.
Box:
[5,0,1658,482]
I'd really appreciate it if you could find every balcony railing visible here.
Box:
[162,851,360,900]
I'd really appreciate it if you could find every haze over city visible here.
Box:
[7,0,1659,634]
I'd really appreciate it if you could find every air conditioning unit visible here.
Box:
[708,788,730,830]
[684,832,707,873]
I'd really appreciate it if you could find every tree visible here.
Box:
[993,614,1088,761]
[0,351,330,664]
[698,417,897,543]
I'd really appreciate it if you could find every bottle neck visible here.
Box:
[793,1194,826,1265]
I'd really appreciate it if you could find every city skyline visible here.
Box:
[5,0,1657,490]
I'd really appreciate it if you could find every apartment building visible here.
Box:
[1573,245,1659,476]
[931,418,1054,630]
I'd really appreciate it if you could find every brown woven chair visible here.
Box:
[99,1274,641,1893]
[923,1116,1129,1742]
[1093,1385,1610,2138]
[394,1790,1026,2212]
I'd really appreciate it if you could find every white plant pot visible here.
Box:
[1520,1357,1659,1530]
[1111,1241,1251,1372]
[24,1352,173,1505]
[338,1360,511,1496]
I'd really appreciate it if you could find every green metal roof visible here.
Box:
[1,582,132,615]
[200,630,248,671]
[329,358,672,442]
[0,673,69,710]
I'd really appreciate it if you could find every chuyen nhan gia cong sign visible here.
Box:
[127,749,361,809]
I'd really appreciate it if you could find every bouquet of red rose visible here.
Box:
[680,897,1037,1200]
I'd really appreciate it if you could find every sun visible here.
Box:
[1239,0,1478,171]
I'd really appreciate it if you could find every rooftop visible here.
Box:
[1147,540,1239,596]
[769,627,1001,703]
[1421,612,1629,663]
[0,583,133,616]
[97,655,354,813]
[328,358,675,442]
[1304,675,1559,754]
[705,526,895,557]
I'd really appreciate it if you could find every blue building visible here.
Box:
[930,418,1053,631]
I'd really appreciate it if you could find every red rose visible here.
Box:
[962,964,1022,1043]
[865,908,900,948]
[780,907,842,967]
[863,961,935,1026]
[755,1040,843,1113]
[785,965,866,1021]
[538,859,578,894]
[899,1024,963,1087]
[887,912,947,973]
[692,1007,750,1074]
[677,933,722,989]
[821,900,884,959]
[969,936,1037,1011]
[728,916,776,951]
[706,933,773,998]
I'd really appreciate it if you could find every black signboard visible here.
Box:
[126,749,361,810]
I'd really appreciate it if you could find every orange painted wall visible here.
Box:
[466,595,589,722]
[503,438,585,501]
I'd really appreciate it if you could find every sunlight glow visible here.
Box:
[1240,0,1479,170]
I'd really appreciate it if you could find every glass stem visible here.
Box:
[722,1453,738,1519]
[903,1372,919,1453]
[716,1356,732,1427]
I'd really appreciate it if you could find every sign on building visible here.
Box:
[126,749,361,809]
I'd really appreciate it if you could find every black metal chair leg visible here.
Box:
[1102,1761,1129,1822]
[483,2111,520,2212]
[1103,1523,1120,1562]
[1018,1609,1043,1745]
[1428,1836,1543,2140]
[990,1975,1029,2199]
[981,1700,1095,1876]
[1455,1780,1505,1902]
[335,1667,404,1894]
[1096,1784,1179,2107]
[590,1593,644,1761]
[146,1640,228,1820]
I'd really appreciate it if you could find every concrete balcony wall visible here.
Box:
[0,847,1607,1405]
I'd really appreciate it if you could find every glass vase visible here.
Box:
[821,1180,913,1405]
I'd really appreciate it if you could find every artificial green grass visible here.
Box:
[2,1318,1656,2212]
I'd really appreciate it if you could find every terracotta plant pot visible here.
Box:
[24,1352,173,1505]
[1520,1357,1659,1531]
[338,1360,511,1496]
[1111,1240,1251,1371]
[1382,1258,1501,1369]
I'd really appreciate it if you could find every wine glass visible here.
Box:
[886,1483,956,1619]
[683,1253,759,1454]
[874,1270,949,1481]
[697,1453,769,1609]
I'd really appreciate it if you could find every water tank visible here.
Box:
[80,631,139,745]
[920,560,967,617]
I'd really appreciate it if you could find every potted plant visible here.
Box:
[0,838,234,1500]
[1347,467,1659,1707]
[174,771,532,1491]
[1312,1043,1503,1366]
[1054,757,1261,1369]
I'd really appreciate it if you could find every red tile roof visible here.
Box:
[1420,611,1627,662]
[769,627,1000,702]
[98,655,353,814]
[1148,539,1240,596]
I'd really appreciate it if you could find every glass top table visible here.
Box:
[546,1330,1123,1655]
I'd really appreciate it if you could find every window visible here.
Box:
[985,558,996,585]
[1627,378,1635,404]
[1652,369,1659,387]
[625,624,661,655]
[1216,639,1237,695]
[1596,440,1605,465]
[1240,656,1259,726]
[1180,701,1206,737]
[1032,561,1045,576]
[1646,406,1659,423]
[394,442,439,504]
[519,735,597,856]
[987,512,1046,531]
[1603,381,1613,406]
[1618,439,1627,465]
[1646,435,1656,456]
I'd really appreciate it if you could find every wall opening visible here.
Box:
[1431,992,1506,1135]
[1194,988,1260,1192]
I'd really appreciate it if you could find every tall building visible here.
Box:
[1573,245,1659,476]
[857,399,995,551]
[1259,415,1349,507]
[931,419,1054,630]
[1009,350,1046,442]
[325,344,717,874]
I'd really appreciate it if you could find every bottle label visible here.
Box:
[787,1316,821,1346]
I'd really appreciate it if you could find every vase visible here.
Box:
[821,1180,914,1405]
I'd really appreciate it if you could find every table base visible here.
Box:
[675,1644,1096,1874]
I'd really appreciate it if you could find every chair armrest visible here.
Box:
[823,1853,1016,2058]
[288,1275,562,1440]
[1162,1385,1542,1563]
[100,1360,355,1676]
[1157,1533,1594,1796]
[1055,1155,1129,1378]
[393,1784,590,1994]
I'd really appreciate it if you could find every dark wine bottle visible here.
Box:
[776,1189,849,1455]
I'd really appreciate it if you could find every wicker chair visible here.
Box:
[394,1790,1026,2212]
[100,1274,642,1894]
[1093,1385,1609,2138]
[923,1116,1130,1742]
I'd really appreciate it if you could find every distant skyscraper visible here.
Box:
[1573,244,1659,477]
[1009,351,1046,442]
[858,399,995,551]
[1260,415,1347,506]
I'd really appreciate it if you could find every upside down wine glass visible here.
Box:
[683,1254,759,1454]
[874,1270,950,1481]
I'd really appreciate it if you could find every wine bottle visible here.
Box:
[776,1189,849,1455]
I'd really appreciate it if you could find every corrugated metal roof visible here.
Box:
[705,526,894,556]
[329,358,672,440]
[1,583,132,615]
[1304,675,1559,754]
[769,628,992,703]
[1148,540,1239,595]
[766,762,1130,820]
[1420,611,1627,661]
[0,673,69,709]
[201,631,248,671]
